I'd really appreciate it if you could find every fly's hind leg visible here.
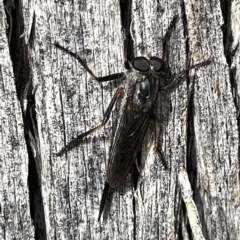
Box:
[152,114,168,169]
[56,88,123,156]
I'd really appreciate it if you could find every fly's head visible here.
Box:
[130,56,165,111]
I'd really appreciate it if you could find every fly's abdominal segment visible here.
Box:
[54,40,211,221]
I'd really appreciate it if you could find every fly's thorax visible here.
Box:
[131,72,159,111]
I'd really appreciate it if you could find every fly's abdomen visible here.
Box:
[107,109,151,188]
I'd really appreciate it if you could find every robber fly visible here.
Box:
[54,41,210,221]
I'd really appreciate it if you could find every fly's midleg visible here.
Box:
[56,88,123,156]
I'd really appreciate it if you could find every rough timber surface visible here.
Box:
[0,1,34,239]
[0,0,239,239]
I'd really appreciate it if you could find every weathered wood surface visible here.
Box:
[0,0,239,239]
[0,0,34,239]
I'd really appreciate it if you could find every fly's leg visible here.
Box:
[162,15,179,61]
[161,59,211,90]
[56,88,123,156]
[160,15,211,89]
[53,42,126,81]
[154,119,168,169]
[162,15,179,43]
[150,112,167,169]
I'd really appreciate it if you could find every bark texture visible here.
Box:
[0,0,239,239]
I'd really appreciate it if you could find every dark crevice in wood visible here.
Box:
[3,1,46,239]
[180,2,212,240]
[120,0,133,69]
[4,0,29,103]
[27,101,47,240]
[179,199,193,240]
[220,0,240,165]
[230,67,240,166]
[180,1,194,239]
[185,84,197,240]
[186,87,207,239]
[25,85,47,239]
[220,0,233,66]
[132,194,137,240]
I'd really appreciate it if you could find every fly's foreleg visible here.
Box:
[161,59,211,90]
[53,42,125,82]
[56,88,123,156]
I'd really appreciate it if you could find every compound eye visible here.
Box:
[150,57,165,72]
[132,57,150,72]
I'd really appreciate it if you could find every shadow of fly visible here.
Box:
[54,41,210,221]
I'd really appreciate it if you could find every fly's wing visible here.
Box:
[98,104,151,220]
[107,105,151,188]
